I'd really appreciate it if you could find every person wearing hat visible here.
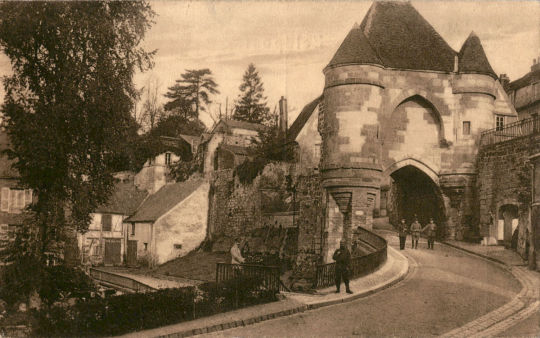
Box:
[332,240,353,294]
[397,218,408,250]
[410,218,422,249]
[422,218,437,249]
[230,238,245,264]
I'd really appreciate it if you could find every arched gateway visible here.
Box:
[288,1,518,255]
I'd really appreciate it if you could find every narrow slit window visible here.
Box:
[463,121,471,135]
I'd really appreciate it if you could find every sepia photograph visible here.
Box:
[0,0,538,336]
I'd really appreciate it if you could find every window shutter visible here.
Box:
[9,190,16,212]
[1,188,9,212]
[25,189,32,206]
[17,190,24,209]
[102,214,112,232]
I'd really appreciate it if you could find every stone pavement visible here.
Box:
[119,246,409,338]
[439,242,540,338]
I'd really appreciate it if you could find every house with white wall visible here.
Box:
[123,177,209,266]
[78,173,148,266]
[202,119,266,173]
[135,136,192,193]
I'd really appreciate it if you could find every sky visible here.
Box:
[1,1,539,128]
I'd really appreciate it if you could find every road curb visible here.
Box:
[158,247,410,338]
[440,241,510,267]
[438,244,538,337]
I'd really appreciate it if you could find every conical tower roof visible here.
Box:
[327,23,382,68]
[359,1,456,72]
[458,32,497,78]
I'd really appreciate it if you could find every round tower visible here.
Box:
[319,24,384,255]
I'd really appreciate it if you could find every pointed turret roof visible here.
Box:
[359,1,456,72]
[327,2,458,72]
[327,24,382,68]
[458,32,497,78]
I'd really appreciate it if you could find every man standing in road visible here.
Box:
[410,218,422,249]
[333,240,353,294]
[423,218,437,249]
[397,218,408,250]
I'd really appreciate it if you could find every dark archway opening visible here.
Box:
[389,165,446,238]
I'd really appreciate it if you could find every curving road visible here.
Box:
[206,233,523,337]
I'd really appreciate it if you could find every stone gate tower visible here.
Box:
[314,2,517,257]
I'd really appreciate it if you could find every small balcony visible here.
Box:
[480,115,540,146]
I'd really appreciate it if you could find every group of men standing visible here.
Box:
[397,217,437,250]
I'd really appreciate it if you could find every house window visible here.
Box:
[101,214,112,232]
[144,242,148,251]
[496,115,505,131]
[462,121,471,135]
[131,223,135,236]
[165,152,172,165]
[0,189,29,213]
[174,243,182,249]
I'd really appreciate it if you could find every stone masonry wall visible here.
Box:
[477,133,540,259]
[206,163,326,285]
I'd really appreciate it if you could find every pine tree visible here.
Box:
[164,69,219,120]
[233,63,270,124]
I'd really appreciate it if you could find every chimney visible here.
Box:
[532,57,540,72]
[279,96,288,137]
[499,73,510,89]
[454,55,459,73]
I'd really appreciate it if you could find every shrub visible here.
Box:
[34,275,277,336]
[39,265,97,308]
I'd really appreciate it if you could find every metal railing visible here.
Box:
[314,228,387,289]
[89,268,157,293]
[480,115,540,146]
[216,263,281,292]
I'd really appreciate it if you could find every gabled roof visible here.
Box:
[212,119,266,134]
[219,144,250,156]
[507,68,540,92]
[178,134,200,146]
[95,180,148,216]
[327,1,457,72]
[458,32,497,78]
[287,96,323,142]
[125,178,204,223]
[327,25,382,68]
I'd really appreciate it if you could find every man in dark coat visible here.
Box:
[422,218,437,249]
[397,218,408,250]
[333,240,353,294]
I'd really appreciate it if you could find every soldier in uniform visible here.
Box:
[397,218,408,250]
[423,218,437,249]
[333,240,353,294]
[410,218,422,249]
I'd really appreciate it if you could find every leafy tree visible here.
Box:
[135,115,206,171]
[164,69,219,120]
[233,63,271,124]
[234,126,295,184]
[0,0,155,281]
